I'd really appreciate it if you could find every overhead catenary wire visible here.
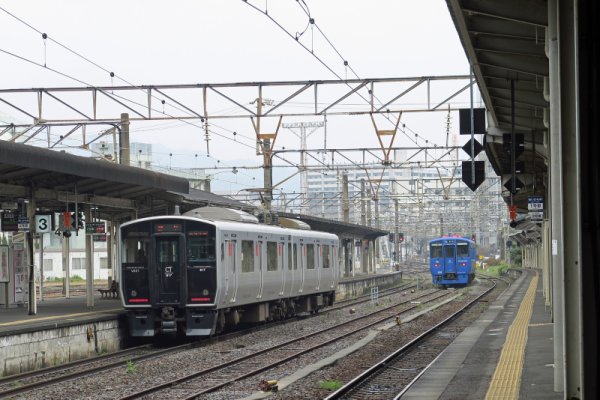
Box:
[0,6,303,169]
[243,0,447,154]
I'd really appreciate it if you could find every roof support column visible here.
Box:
[548,0,565,391]
[559,0,582,397]
[85,204,94,308]
[26,196,37,315]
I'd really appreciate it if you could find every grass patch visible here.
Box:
[479,263,509,277]
[320,380,343,391]
[125,360,138,373]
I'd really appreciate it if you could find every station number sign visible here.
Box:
[35,215,52,233]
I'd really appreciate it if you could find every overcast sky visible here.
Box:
[0,0,473,191]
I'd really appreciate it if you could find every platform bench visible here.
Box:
[98,281,119,299]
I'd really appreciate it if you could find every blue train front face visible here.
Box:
[429,238,475,287]
[120,217,218,336]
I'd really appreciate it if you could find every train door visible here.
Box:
[278,242,285,296]
[225,240,237,303]
[323,244,335,289]
[299,242,305,293]
[155,235,183,304]
[287,242,295,296]
[316,244,322,290]
[257,240,263,299]
[443,242,457,277]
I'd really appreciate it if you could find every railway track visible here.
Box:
[116,289,455,399]
[0,281,418,399]
[0,342,200,399]
[323,278,500,399]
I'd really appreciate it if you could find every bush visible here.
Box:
[482,263,509,277]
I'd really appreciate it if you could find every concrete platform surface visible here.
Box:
[0,294,123,336]
[402,269,563,400]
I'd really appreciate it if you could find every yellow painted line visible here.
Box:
[486,272,538,400]
[529,322,552,327]
[0,308,122,327]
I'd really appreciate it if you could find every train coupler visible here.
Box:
[159,307,177,333]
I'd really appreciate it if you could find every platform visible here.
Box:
[0,294,123,337]
[402,268,562,399]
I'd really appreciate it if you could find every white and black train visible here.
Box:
[119,207,339,337]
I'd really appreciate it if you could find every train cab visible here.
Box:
[120,217,219,336]
[429,236,476,287]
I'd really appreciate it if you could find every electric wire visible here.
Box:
[0,6,296,169]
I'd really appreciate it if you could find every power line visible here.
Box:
[0,6,288,164]
[243,0,447,153]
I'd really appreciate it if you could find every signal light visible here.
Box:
[71,211,84,230]
[509,205,517,221]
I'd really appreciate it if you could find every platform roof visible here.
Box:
[446,0,548,214]
[0,141,249,221]
[277,211,389,240]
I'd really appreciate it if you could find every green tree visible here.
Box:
[510,245,522,267]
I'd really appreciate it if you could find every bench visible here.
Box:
[98,280,119,299]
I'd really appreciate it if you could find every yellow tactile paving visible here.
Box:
[485,272,538,400]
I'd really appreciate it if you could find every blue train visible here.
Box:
[429,236,477,287]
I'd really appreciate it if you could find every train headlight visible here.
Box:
[131,290,137,297]
[202,289,209,296]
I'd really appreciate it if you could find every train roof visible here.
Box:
[183,206,259,224]
[120,213,339,241]
[428,236,476,245]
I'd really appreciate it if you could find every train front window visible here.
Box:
[187,236,216,262]
[457,243,469,257]
[158,238,179,263]
[444,246,455,258]
[430,244,443,258]
[123,238,149,265]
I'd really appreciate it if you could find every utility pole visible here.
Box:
[282,121,325,208]
[120,113,130,166]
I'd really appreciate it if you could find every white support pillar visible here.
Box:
[558,0,582,396]
[548,0,564,391]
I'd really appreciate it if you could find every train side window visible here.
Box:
[241,240,254,273]
[267,241,278,271]
[323,245,330,268]
[306,244,315,269]
[287,243,293,270]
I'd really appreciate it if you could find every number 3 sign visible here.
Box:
[35,215,52,233]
